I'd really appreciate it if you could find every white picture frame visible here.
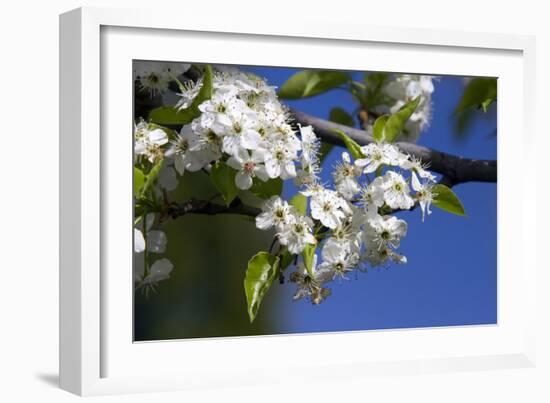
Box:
[59,6,538,396]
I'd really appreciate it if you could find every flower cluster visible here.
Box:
[254,128,438,304]
[375,74,435,142]
[166,68,309,190]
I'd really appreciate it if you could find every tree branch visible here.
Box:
[289,109,497,187]
[167,198,260,220]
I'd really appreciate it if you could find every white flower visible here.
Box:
[310,188,350,229]
[142,258,174,285]
[333,152,361,200]
[355,142,405,174]
[290,255,333,304]
[400,155,436,182]
[263,142,298,180]
[165,126,207,175]
[381,171,414,210]
[359,177,385,218]
[226,148,269,190]
[134,123,169,163]
[318,241,357,280]
[411,172,435,222]
[255,196,295,231]
[362,246,407,267]
[211,107,262,156]
[278,214,317,254]
[146,230,167,253]
[298,125,320,166]
[363,214,407,250]
[134,229,145,253]
[134,62,190,96]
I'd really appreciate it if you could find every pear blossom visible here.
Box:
[380,171,414,210]
[318,241,358,280]
[226,148,269,190]
[290,255,333,304]
[333,152,361,200]
[278,214,317,254]
[134,122,169,163]
[359,177,385,218]
[255,196,295,231]
[165,126,207,175]
[310,188,350,229]
[263,142,298,180]
[363,214,407,250]
[411,172,435,221]
[354,142,406,174]
[211,107,262,156]
[134,229,146,253]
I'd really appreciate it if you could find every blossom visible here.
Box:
[140,258,174,294]
[290,255,333,304]
[333,152,361,200]
[362,246,407,267]
[255,196,295,231]
[278,214,317,254]
[135,61,190,96]
[134,122,169,163]
[298,125,320,166]
[165,126,206,175]
[262,142,298,180]
[359,177,385,218]
[411,172,435,221]
[363,214,407,250]
[354,142,405,174]
[318,241,358,280]
[211,107,262,156]
[400,155,436,182]
[226,148,269,190]
[310,188,350,229]
[380,171,414,210]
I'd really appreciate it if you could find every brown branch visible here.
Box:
[167,198,260,220]
[289,109,497,187]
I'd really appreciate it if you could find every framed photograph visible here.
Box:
[60,7,537,396]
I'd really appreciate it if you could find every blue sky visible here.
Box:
[245,66,497,333]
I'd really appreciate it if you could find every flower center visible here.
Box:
[217,104,226,113]
[393,183,403,192]
[243,161,256,173]
[275,208,285,219]
[323,202,332,212]
[233,122,242,134]
[381,230,391,240]
[275,150,285,161]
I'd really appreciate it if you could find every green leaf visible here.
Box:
[134,167,146,198]
[278,70,350,99]
[140,158,163,198]
[244,252,280,323]
[432,184,466,216]
[302,244,317,277]
[331,128,363,159]
[455,78,497,115]
[290,193,307,215]
[383,97,421,143]
[210,162,239,206]
[149,65,213,125]
[372,115,389,142]
[329,107,355,127]
[249,178,283,199]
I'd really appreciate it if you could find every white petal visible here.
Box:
[134,229,145,253]
[148,129,168,145]
[147,230,167,253]
[235,171,253,190]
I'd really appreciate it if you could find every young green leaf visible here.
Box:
[134,167,146,198]
[278,71,350,99]
[244,252,280,323]
[149,65,213,125]
[383,97,420,143]
[249,178,283,199]
[139,158,163,198]
[455,78,497,115]
[329,107,355,127]
[331,128,363,159]
[210,162,239,206]
[302,244,317,277]
[290,193,307,215]
[432,184,466,216]
[372,115,389,142]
